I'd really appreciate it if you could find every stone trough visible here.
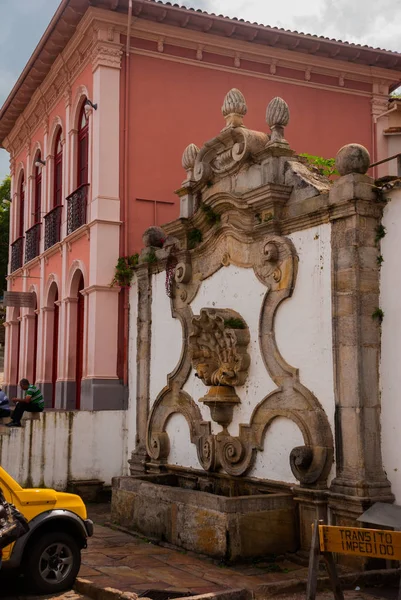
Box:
[112,473,298,561]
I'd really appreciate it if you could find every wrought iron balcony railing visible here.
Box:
[10,237,23,272]
[25,223,41,263]
[44,205,63,250]
[67,184,89,235]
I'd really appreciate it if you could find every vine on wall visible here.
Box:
[111,254,139,287]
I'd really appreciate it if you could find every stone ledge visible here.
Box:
[74,579,253,600]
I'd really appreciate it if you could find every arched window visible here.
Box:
[34,154,42,224]
[18,174,25,238]
[53,130,63,207]
[77,102,89,187]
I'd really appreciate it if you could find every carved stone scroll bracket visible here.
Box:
[290,446,333,485]
[146,389,215,472]
[209,387,333,483]
[194,127,268,185]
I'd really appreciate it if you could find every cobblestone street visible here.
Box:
[0,505,399,600]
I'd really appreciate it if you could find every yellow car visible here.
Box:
[0,466,93,593]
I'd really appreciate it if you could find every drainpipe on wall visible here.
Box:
[122,0,133,387]
[372,102,399,179]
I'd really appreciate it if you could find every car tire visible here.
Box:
[24,531,81,593]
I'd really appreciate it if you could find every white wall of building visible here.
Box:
[0,409,134,490]
[380,188,401,503]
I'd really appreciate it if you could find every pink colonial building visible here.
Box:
[0,0,400,411]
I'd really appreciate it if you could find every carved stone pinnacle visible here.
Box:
[182,143,200,174]
[266,97,290,143]
[221,88,247,128]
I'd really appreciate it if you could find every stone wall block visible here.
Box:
[329,173,375,205]
[360,292,380,317]
[360,316,381,346]
[336,315,359,345]
[335,345,359,408]
[360,347,380,408]
[336,294,356,317]
[335,269,358,293]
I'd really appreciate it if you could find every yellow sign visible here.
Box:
[319,525,401,560]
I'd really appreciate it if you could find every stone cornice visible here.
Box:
[125,16,399,88]
[2,3,400,153]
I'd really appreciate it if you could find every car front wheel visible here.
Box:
[24,531,81,593]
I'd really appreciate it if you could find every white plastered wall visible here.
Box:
[150,224,335,484]
[380,188,401,503]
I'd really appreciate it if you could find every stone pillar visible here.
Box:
[77,31,125,411]
[39,306,55,408]
[24,313,37,384]
[129,266,152,475]
[293,488,328,556]
[3,319,19,399]
[56,296,78,410]
[328,145,393,539]
[80,285,123,410]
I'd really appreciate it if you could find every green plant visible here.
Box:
[375,224,387,244]
[188,228,203,249]
[377,254,384,266]
[372,308,384,324]
[143,248,157,264]
[224,318,246,329]
[111,254,139,287]
[299,153,338,179]
[200,202,221,225]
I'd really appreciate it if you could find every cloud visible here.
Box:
[171,0,401,51]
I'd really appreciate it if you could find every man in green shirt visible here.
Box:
[7,379,44,428]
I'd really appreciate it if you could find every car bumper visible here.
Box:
[84,519,94,537]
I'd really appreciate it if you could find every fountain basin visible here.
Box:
[112,473,298,561]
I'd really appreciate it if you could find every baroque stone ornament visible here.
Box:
[266,97,290,143]
[146,232,333,483]
[193,89,268,184]
[221,88,247,128]
[335,143,370,176]
[145,91,333,486]
[189,308,250,430]
[182,143,200,178]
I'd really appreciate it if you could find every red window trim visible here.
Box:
[77,102,89,188]
[34,156,42,224]
[18,175,25,238]
[53,130,63,208]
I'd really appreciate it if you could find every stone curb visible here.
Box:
[74,579,254,600]
[255,568,401,597]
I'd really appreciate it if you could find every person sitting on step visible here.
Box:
[0,388,10,420]
[7,379,44,428]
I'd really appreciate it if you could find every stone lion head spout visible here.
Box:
[189,308,250,430]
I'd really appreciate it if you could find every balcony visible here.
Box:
[67,184,89,235]
[44,205,63,250]
[10,237,23,272]
[25,223,41,263]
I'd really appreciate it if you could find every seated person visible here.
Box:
[0,389,10,419]
[7,379,44,428]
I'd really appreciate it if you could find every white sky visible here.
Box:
[0,0,400,181]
